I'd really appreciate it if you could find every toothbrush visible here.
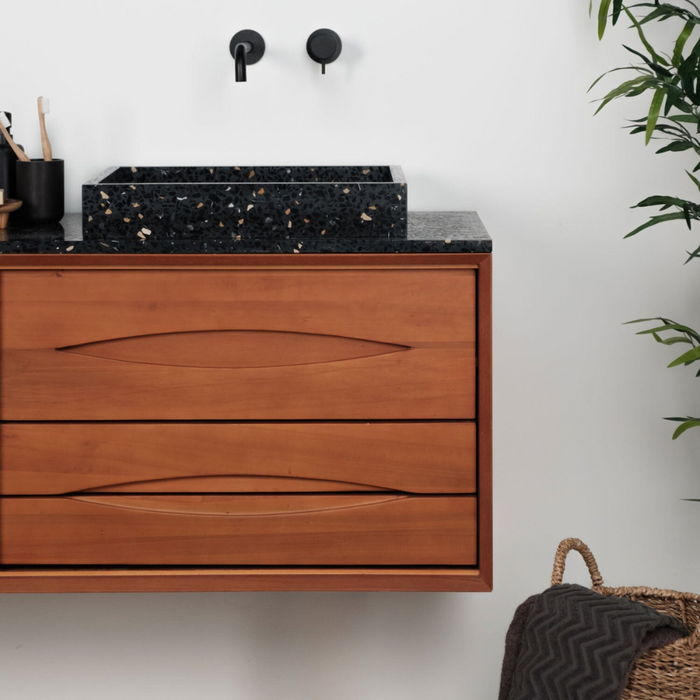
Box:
[38,97,52,161]
[0,113,30,162]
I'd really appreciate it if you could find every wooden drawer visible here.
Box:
[0,269,476,421]
[0,495,477,566]
[0,422,477,495]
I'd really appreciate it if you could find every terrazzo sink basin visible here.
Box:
[83,166,407,240]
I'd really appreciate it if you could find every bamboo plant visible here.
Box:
[591,0,700,439]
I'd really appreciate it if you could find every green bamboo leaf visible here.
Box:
[686,241,700,263]
[637,324,687,335]
[638,5,693,25]
[673,21,695,66]
[624,8,669,65]
[629,316,700,338]
[647,121,690,133]
[634,195,690,207]
[612,0,623,25]
[624,45,673,78]
[659,336,694,345]
[636,322,700,340]
[678,39,700,103]
[672,419,700,439]
[648,126,695,140]
[668,114,699,123]
[624,318,664,324]
[594,76,656,114]
[648,331,694,345]
[665,84,683,114]
[626,214,687,238]
[668,345,700,367]
[588,66,651,93]
[675,99,694,114]
[647,88,666,144]
[669,324,700,339]
[599,0,613,38]
[598,75,655,99]
[657,142,694,153]
[627,84,656,98]
[687,171,700,190]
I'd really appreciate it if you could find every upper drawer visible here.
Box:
[0,269,476,420]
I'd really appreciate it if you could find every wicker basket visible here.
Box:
[551,538,700,699]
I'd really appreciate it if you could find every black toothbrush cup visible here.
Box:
[15,158,64,224]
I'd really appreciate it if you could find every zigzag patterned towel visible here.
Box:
[499,583,688,700]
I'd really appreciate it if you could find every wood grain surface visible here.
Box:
[0,269,476,420]
[0,254,491,592]
[0,422,477,495]
[0,495,477,566]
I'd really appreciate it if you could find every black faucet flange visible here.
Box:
[230,30,265,82]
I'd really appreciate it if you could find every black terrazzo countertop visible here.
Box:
[0,212,491,254]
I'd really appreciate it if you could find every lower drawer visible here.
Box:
[0,495,477,566]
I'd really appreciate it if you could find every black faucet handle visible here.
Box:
[307,29,342,74]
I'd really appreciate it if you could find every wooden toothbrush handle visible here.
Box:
[0,122,30,163]
[38,99,52,162]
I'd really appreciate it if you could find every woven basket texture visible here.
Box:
[551,538,700,700]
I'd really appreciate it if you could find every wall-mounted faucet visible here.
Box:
[229,30,265,82]
[306,29,342,75]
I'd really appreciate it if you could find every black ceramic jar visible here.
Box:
[15,159,64,224]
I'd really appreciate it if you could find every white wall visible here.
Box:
[2,1,700,698]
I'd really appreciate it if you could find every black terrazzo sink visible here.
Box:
[83,166,407,240]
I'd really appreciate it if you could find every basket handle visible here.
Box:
[551,538,605,589]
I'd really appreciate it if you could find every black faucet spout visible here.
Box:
[234,42,252,82]
[230,30,265,83]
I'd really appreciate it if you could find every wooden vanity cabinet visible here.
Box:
[0,253,491,592]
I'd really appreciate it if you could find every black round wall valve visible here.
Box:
[307,29,342,74]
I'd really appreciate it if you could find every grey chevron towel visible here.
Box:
[499,583,688,700]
